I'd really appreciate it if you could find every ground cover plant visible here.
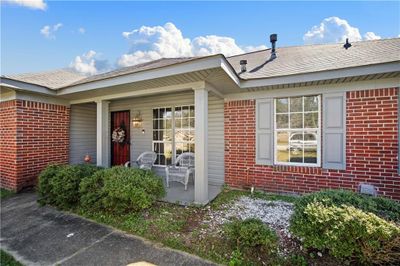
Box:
[0,188,14,199]
[0,250,23,266]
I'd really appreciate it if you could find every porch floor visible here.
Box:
[161,180,222,206]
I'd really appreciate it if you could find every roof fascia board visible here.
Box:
[240,62,400,89]
[225,77,400,101]
[0,78,56,95]
[58,56,225,96]
[69,81,205,104]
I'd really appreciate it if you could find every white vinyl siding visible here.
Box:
[69,103,97,164]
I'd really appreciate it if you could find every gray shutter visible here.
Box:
[323,92,346,170]
[256,98,273,165]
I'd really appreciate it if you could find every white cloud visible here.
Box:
[118,22,266,67]
[78,27,85,34]
[70,50,109,76]
[40,23,63,39]
[303,17,383,44]
[2,0,46,10]
[363,31,381,40]
[303,17,362,44]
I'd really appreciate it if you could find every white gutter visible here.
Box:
[240,61,400,89]
[0,78,56,95]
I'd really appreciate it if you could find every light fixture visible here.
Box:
[132,111,143,128]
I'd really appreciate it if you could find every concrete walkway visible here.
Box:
[0,192,215,266]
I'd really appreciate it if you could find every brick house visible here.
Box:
[1,37,399,203]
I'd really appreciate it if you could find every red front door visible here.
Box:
[111,111,130,166]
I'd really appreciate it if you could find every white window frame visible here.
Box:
[152,105,194,166]
[273,95,321,167]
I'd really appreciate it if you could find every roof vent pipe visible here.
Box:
[343,38,352,49]
[270,34,277,59]
[240,60,247,72]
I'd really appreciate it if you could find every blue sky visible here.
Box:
[1,1,399,75]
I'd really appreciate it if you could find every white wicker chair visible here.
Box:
[124,151,157,170]
[165,152,195,190]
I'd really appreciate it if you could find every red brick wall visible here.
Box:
[0,100,18,190]
[0,100,70,191]
[225,88,400,200]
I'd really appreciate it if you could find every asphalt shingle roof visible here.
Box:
[226,38,400,80]
[2,38,399,90]
[2,68,86,90]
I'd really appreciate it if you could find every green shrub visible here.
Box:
[224,218,278,254]
[291,189,400,224]
[38,164,100,208]
[38,164,62,205]
[80,166,165,213]
[291,202,400,264]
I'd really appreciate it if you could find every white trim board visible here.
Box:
[224,77,400,101]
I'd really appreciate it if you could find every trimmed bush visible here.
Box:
[224,218,278,254]
[291,189,400,223]
[38,164,101,209]
[37,164,62,205]
[80,166,165,213]
[291,202,400,264]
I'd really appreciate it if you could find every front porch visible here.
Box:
[69,81,226,205]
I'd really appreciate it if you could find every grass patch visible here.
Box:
[0,189,14,199]
[0,250,23,266]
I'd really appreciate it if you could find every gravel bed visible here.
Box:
[201,196,298,254]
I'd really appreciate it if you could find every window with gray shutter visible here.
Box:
[256,98,273,165]
[323,92,346,170]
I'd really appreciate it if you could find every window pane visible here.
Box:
[154,142,159,153]
[290,113,303,128]
[153,109,159,119]
[182,117,189,127]
[276,131,289,163]
[176,143,183,155]
[276,114,289,129]
[182,106,189,118]
[304,131,317,163]
[304,112,318,128]
[165,119,172,129]
[165,130,172,141]
[189,118,195,129]
[175,107,182,118]
[189,106,195,117]
[153,130,158,141]
[165,142,172,159]
[276,98,288,113]
[165,108,172,119]
[153,119,158,130]
[289,132,303,163]
[290,97,302,112]
[189,143,195,153]
[175,118,182,128]
[304,96,318,112]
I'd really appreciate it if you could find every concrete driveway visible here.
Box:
[0,192,215,266]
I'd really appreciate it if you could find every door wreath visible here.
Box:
[112,126,126,143]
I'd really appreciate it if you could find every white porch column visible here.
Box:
[193,85,208,204]
[96,100,110,167]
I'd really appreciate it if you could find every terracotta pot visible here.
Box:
[84,154,92,163]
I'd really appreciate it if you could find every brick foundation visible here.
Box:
[0,100,70,191]
[224,88,400,200]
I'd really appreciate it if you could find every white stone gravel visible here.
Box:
[202,196,294,238]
